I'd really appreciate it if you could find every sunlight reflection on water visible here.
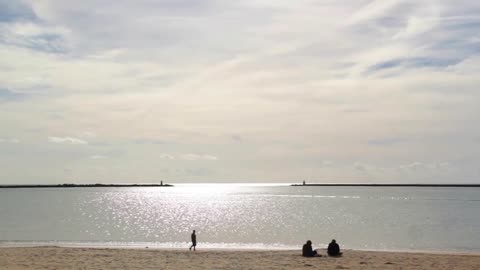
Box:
[1,185,479,251]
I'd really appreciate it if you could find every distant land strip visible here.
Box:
[0,183,173,188]
[291,183,480,187]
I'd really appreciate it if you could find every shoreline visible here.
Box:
[1,247,479,270]
[1,242,479,255]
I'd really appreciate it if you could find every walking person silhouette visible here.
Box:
[189,230,197,251]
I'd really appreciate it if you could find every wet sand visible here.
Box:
[1,247,479,270]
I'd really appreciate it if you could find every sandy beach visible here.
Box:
[1,247,479,270]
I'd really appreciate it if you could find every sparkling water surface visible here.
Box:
[0,184,479,251]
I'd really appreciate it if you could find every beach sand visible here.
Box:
[1,247,479,270]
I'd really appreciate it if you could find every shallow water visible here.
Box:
[1,184,479,251]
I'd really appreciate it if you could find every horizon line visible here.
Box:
[1,183,480,188]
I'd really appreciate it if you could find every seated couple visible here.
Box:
[302,239,342,257]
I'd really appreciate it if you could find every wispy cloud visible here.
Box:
[0,21,69,53]
[48,136,88,145]
[0,137,20,143]
[134,139,168,145]
[180,154,218,161]
[0,88,26,102]
[159,153,175,160]
[1,0,479,183]
[0,1,36,22]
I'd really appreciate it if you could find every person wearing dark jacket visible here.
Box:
[302,240,318,257]
[327,239,342,256]
[189,230,197,251]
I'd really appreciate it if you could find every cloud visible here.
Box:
[399,162,424,171]
[0,137,20,143]
[1,1,479,183]
[159,153,175,160]
[0,88,26,101]
[134,139,168,145]
[48,136,88,144]
[347,0,406,25]
[365,57,461,75]
[180,154,218,161]
[398,161,451,172]
[0,1,36,22]
[0,21,70,53]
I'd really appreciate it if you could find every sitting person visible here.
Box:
[302,240,318,257]
[327,239,342,256]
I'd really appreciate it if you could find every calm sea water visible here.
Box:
[0,184,479,252]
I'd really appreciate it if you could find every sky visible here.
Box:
[0,0,479,184]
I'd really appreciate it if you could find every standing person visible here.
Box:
[189,230,197,251]
[327,239,342,256]
[302,240,318,257]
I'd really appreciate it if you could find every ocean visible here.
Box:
[0,184,479,252]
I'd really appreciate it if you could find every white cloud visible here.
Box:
[180,154,218,161]
[202,155,218,161]
[0,138,20,143]
[398,161,452,172]
[159,153,175,160]
[347,0,404,25]
[399,162,424,171]
[48,136,88,144]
